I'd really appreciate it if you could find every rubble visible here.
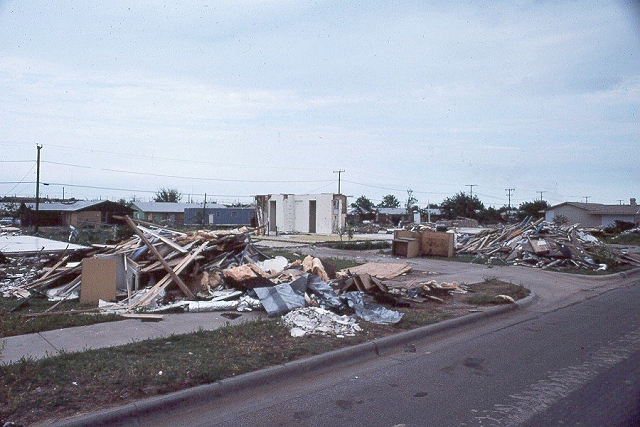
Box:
[0,217,406,333]
[455,218,640,271]
[282,307,362,337]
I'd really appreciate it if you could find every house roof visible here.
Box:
[548,202,640,216]
[131,202,224,213]
[377,207,407,215]
[24,200,128,212]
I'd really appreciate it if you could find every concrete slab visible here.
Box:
[1,332,59,363]
[0,235,88,255]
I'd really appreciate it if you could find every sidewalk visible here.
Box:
[1,310,264,364]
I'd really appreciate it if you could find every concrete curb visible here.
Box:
[51,292,536,427]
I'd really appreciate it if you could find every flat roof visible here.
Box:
[0,235,89,255]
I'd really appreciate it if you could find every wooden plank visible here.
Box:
[119,313,163,321]
[39,255,70,281]
[130,241,208,308]
[137,225,189,253]
[123,215,195,299]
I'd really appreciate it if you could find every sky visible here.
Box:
[1,1,638,209]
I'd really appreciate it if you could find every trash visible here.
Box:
[342,291,404,325]
[282,307,362,337]
[253,281,307,316]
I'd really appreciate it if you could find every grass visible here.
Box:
[464,278,530,305]
[0,279,528,426]
[322,240,392,251]
[0,297,123,339]
[0,318,400,425]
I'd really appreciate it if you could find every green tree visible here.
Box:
[351,195,375,212]
[154,188,182,203]
[517,200,550,220]
[440,192,485,220]
[406,189,418,212]
[378,194,400,208]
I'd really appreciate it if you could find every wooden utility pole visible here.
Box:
[35,144,42,232]
[333,170,345,194]
[506,188,515,211]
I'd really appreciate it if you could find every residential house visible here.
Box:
[376,207,410,226]
[21,200,132,227]
[130,202,210,226]
[545,198,640,228]
[255,193,347,235]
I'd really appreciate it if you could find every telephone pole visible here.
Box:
[35,144,42,232]
[333,169,345,195]
[505,188,515,211]
[537,191,546,202]
[466,184,477,199]
[583,196,590,203]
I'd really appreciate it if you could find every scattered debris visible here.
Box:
[0,218,408,334]
[456,218,640,271]
[282,307,362,337]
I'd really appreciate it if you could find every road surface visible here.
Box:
[132,271,639,427]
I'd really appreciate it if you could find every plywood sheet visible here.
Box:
[81,257,120,304]
[420,232,455,257]
[342,262,411,279]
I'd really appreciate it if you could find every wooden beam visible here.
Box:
[123,215,195,299]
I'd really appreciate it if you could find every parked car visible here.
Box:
[0,217,14,226]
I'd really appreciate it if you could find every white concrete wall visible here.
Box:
[263,194,345,234]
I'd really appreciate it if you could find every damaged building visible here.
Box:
[255,193,347,235]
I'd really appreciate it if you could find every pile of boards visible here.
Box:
[1,217,418,330]
[456,218,640,270]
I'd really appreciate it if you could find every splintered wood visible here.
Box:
[456,218,640,271]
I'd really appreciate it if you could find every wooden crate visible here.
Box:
[392,238,420,258]
[420,231,455,257]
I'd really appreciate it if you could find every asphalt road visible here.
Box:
[138,277,639,427]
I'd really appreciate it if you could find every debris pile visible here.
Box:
[1,217,414,334]
[456,218,640,270]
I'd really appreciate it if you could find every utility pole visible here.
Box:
[505,188,515,211]
[35,144,42,232]
[583,196,590,203]
[466,184,477,199]
[202,193,207,226]
[466,184,477,218]
[537,191,546,202]
[333,170,345,195]
[618,199,623,205]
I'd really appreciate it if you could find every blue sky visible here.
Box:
[1,1,638,208]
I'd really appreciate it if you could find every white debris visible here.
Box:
[282,307,362,337]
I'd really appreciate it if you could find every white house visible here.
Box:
[255,193,347,235]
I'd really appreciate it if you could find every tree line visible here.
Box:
[351,191,550,223]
